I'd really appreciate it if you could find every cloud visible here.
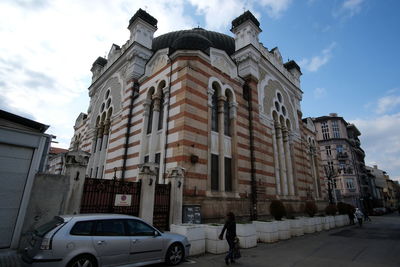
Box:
[299,42,336,72]
[333,0,364,19]
[313,87,327,99]
[376,95,400,114]
[0,0,195,148]
[188,0,292,31]
[351,113,400,180]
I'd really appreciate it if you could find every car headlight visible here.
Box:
[40,238,51,250]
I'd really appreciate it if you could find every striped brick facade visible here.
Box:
[66,9,327,221]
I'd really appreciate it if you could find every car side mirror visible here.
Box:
[153,231,160,237]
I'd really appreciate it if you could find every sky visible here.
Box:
[0,0,399,180]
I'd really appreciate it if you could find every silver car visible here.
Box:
[22,214,190,267]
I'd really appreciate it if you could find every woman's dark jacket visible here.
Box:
[220,220,236,240]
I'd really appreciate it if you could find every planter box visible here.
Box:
[289,218,304,237]
[322,217,330,230]
[236,223,257,248]
[276,220,291,240]
[170,224,205,255]
[342,215,350,225]
[328,216,335,229]
[334,216,344,227]
[315,217,323,232]
[204,224,228,254]
[303,217,316,234]
[253,221,278,243]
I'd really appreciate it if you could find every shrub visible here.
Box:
[285,203,295,219]
[337,202,348,214]
[270,200,286,220]
[347,204,356,214]
[325,204,338,216]
[304,201,318,217]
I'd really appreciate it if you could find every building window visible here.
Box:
[89,168,93,178]
[321,122,330,140]
[144,155,149,163]
[211,92,218,132]
[95,167,99,179]
[211,154,219,191]
[224,157,232,192]
[336,144,343,153]
[332,120,340,138]
[339,160,346,172]
[155,153,161,180]
[158,92,164,130]
[346,178,355,189]
[147,99,154,134]
[327,161,334,172]
[224,100,231,136]
[325,145,332,157]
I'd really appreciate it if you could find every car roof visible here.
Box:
[59,214,141,221]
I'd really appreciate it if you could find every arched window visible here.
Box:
[146,87,155,134]
[158,90,164,130]
[211,88,219,132]
[224,90,231,136]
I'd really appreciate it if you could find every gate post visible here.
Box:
[168,166,185,225]
[63,150,90,214]
[138,163,157,224]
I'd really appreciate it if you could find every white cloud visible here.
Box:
[313,87,327,99]
[376,95,400,114]
[188,0,292,31]
[351,113,400,180]
[0,0,294,149]
[299,42,336,72]
[0,0,195,148]
[333,0,364,19]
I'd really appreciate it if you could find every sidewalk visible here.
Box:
[182,215,400,267]
[0,249,21,267]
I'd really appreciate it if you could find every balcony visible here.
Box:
[336,152,348,159]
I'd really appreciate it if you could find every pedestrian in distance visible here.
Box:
[219,212,238,265]
[354,208,363,227]
[348,210,355,225]
[363,209,371,222]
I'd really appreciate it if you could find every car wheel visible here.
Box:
[67,254,97,267]
[166,243,184,266]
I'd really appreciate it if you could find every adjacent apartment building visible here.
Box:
[66,9,327,221]
[313,113,369,208]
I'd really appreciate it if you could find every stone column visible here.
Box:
[148,93,161,163]
[158,87,169,184]
[168,167,185,225]
[206,88,214,191]
[272,124,281,195]
[218,95,226,192]
[138,163,158,224]
[63,151,90,214]
[139,99,152,163]
[230,102,238,193]
[283,127,295,196]
[275,122,288,195]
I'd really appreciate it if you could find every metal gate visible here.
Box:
[153,183,171,231]
[80,178,141,216]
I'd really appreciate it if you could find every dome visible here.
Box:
[152,28,235,56]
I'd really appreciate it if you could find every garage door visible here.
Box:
[0,143,33,248]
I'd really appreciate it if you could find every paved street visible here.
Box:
[184,214,400,267]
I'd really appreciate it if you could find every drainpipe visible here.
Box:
[241,78,258,221]
[121,80,140,180]
[162,55,173,183]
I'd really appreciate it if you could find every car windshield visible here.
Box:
[34,216,64,237]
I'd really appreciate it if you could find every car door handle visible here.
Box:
[97,240,105,245]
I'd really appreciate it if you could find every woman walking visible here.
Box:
[355,208,364,227]
[219,212,237,265]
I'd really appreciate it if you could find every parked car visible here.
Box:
[372,207,386,215]
[22,214,190,267]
